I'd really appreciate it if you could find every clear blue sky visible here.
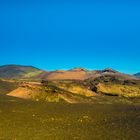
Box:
[0,0,140,74]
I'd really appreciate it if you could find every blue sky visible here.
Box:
[0,0,140,74]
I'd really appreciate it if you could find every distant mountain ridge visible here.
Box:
[0,64,139,81]
[134,73,140,77]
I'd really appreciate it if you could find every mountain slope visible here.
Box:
[84,75,140,97]
[95,83,140,97]
[0,65,43,79]
[44,68,92,80]
[0,79,18,94]
[0,65,139,81]
[36,67,139,81]
[7,81,95,103]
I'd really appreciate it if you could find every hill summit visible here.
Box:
[0,64,139,81]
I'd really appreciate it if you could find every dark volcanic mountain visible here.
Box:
[134,73,140,77]
[0,65,43,79]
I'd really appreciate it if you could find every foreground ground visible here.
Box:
[0,95,140,140]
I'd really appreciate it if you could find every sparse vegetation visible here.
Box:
[84,75,140,98]
[0,66,140,139]
[96,83,140,97]
[0,94,140,140]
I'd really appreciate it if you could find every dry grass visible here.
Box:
[96,83,140,97]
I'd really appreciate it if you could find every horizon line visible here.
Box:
[0,63,139,75]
